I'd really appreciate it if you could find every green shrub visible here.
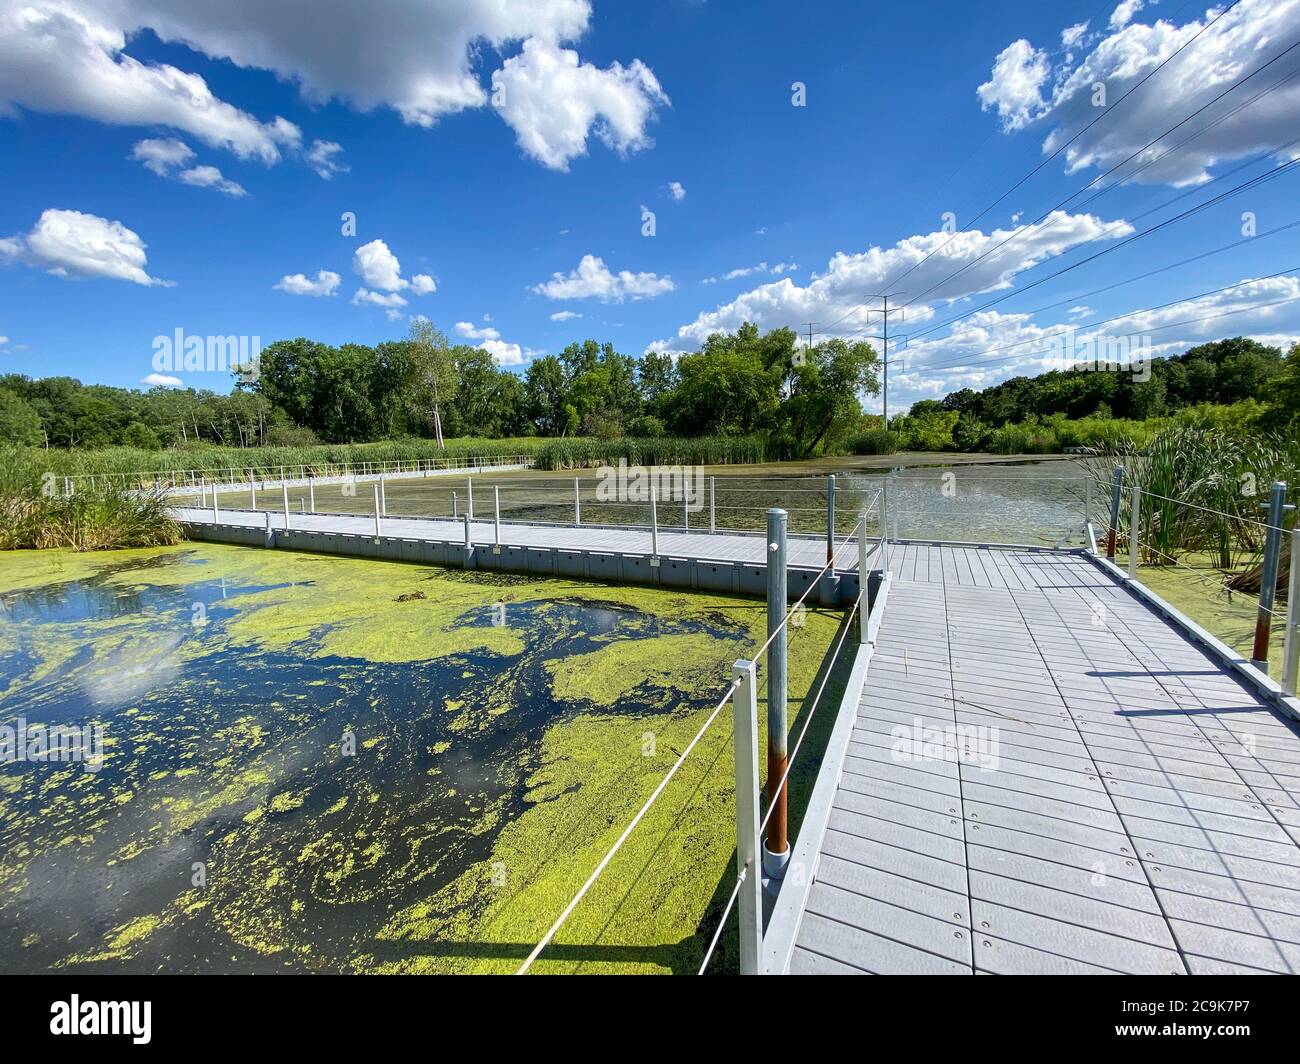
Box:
[532,435,766,470]
[848,429,899,455]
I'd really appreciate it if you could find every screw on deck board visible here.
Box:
[1253,481,1289,673]
[765,508,790,881]
[731,657,762,975]
[1107,465,1124,560]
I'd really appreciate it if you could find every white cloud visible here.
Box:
[703,261,801,284]
[131,136,193,175]
[453,320,533,365]
[666,211,1130,348]
[550,310,582,321]
[274,270,340,296]
[0,4,300,162]
[0,208,169,285]
[885,275,1300,409]
[668,181,685,202]
[979,0,1300,185]
[1109,0,1144,31]
[1,3,663,171]
[532,253,675,302]
[132,137,244,194]
[977,39,1050,130]
[0,335,9,346]
[350,239,436,297]
[491,37,668,170]
[352,287,408,320]
[140,371,182,387]
[1061,21,1089,48]
[304,139,348,179]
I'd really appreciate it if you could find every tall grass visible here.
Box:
[26,437,554,480]
[0,448,181,551]
[531,435,767,470]
[1081,427,1299,570]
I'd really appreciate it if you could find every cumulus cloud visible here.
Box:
[550,309,582,321]
[703,261,800,284]
[0,208,169,285]
[668,181,685,202]
[350,238,434,299]
[131,137,245,195]
[351,287,408,320]
[1061,21,1089,48]
[886,275,1300,409]
[305,139,348,179]
[140,371,182,387]
[409,273,437,295]
[0,3,300,163]
[664,210,1130,348]
[533,253,675,302]
[274,269,340,296]
[1109,0,1144,31]
[454,320,534,366]
[3,2,665,171]
[492,37,668,170]
[978,0,1300,185]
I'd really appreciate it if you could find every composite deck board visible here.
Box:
[785,545,1300,975]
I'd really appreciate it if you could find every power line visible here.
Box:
[896,32,1300,316]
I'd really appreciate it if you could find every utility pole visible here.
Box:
[855,294,905,430]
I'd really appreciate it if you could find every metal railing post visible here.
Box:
[380,475,387,517]
[709,476,716,534]
[1128,484,1141,580]
[1253,481,1288,673]
[282,484,290,530]
[1084,476,1093,530]
[494,486,501,548]
[249,473,255,510]
[574,477,581,526]
[308,481,315,513]
[1107,465,1124,560]
[1283,526,1299,696]
[463,513,474,569]
[731,658,763,976]
[765,509,790,880]
[825,474,836,562]
[373,484,382,537]
[211,484,219,522]
[650,484,659,559]
[859,508,870,644]
[452,491,458,520]
[467,477,474,521]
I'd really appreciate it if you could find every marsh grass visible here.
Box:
[0,448,181,551]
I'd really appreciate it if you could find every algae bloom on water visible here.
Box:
[0,543,840,973]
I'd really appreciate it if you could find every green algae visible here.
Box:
[0,542,844,974]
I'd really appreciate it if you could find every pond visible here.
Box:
[0,544,842,973]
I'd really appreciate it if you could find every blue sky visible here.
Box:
[2,0,1298,414]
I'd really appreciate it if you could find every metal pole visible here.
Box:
[463,513,473,568]
[467,477,474,520]
[374,484,382,537]
[859,508,870,644]
[574,477,581,526]
[826,474,836,562]
[211,484,219,522]
[765,509,790,877]
[1106,465,1124,560]
[452,491,458,520]
[1253,481,1288,673]
[249,473,255,510]
[309,481,315,513]
[1128,485,1141,580]
[650,484,659,558]
[494,486,501,547]
[282,483,290,530]
[684,487,689,532]
[380,475,387,517]
[709,476,716,534]
[731,658,763,975]
[1084,476,1093,531]
[1283,526,1299,696]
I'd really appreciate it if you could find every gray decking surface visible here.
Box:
[789,544,1300,975]
[173,506,838,569]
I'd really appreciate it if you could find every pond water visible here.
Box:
[0,544,839,973]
